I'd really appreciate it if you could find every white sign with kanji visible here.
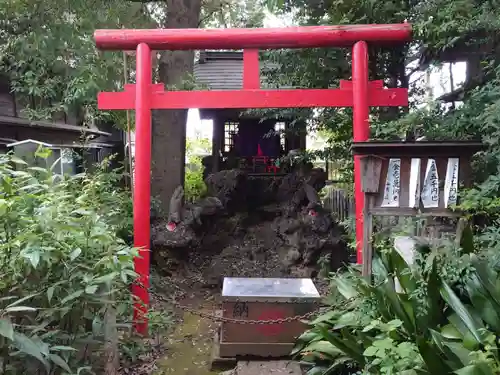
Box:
[381,158,401,207]
[421,159,439,208]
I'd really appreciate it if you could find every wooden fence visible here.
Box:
[322,182,354,222]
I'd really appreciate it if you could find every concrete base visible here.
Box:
[210,330,237,371]
[236,360,302,375]
[220,341,295,358]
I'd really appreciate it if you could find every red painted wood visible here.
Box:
[98,86,408,110]
[352,41,370,265]
[131,43,152,336]
[94,22,412,335]
[94,24,412,51]
[340,79,383,89]
[243,49,260,89]
[256,309,287,336]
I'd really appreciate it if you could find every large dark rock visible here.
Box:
[151,167,349,283]
[204,169,247,211]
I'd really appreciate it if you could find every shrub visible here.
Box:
[184,155,207,202]
[294,232,500,374]
[0,150,137,374]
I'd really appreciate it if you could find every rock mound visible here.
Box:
[151,167,349,285]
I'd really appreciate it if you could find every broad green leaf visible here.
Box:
[49,353,71,373]
[6,293,38,308]
[318,326,365,366]
[291,330,321,356]
[333,311,361,329]
[5,306,37,313]
[77,367,93,375]
[27,166,49,174]
[377,277,416,334]
[430,329,470,367]
[448,313,479,350]
[441,324,462,339]
[441,281,485,345]
[61,290,84,304]
[12,332,49,370]
[363,345,378,356]
[10,156,28,165]
[93,272,118,284]
[310,310,337,325]
[69,248,82,261]
[335,277,358,299]
[425,255,443,329]
[464,273,500,331]
[0,198,7,215]
[51,345,77,352]
[47,287,55,303]
[443,342,472,367]
[302,340,342,358]
[85,285,98,294]
[23,251,40,268]
[390,248,417,293]
[34,146,52,159]
[416,337,453,374]
[0,318,14,340]
[455,363,496,375]
[470,257,500,309]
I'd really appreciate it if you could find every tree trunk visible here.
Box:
[152,0,202,213]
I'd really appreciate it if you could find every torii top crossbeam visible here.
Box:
[94,24,411,50]
[94,23,411,336]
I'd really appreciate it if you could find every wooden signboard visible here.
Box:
[352,141,483,277]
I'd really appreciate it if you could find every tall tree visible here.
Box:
[0,0,154,125]
[152,0,265,212]
[152,0,202,213]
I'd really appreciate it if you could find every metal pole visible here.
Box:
[123,51,134,196]
[132,42,152,335]
[352,41,369,265]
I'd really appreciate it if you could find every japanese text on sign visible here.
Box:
[421,159,439,208]
[381,158,401,207]
[444,158,459,207]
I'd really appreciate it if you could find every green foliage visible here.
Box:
[0,150,137,374]
[185,158,207,203]
[201,0,266,28]
[0,0,154,125]
[184,137,210,202]
[262,0,500,183]
[294,232,500,374]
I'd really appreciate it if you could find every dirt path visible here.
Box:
[154,298,220,375]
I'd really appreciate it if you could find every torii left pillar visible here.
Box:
[131,43,152,335]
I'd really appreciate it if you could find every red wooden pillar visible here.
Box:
[132,43,152,335]
[352,41,369,265]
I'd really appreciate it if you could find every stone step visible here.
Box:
[235,360,302,375]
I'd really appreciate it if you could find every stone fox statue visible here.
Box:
[167,185,223,231]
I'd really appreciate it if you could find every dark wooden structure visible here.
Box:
[0,75,124,169]
[352,141,483,277]
[194,51,306,175]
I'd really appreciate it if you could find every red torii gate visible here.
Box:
[94,24,411,335]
